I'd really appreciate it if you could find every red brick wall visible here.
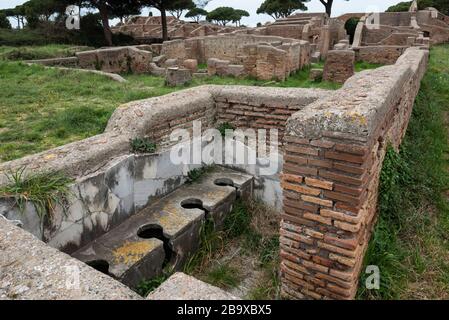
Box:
[215,87,329,147]
[217,102,297,146]
[280,47,429,299]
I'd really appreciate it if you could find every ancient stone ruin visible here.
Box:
[112,16,239,42]
[1,3,449,300]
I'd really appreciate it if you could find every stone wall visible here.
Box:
[162,34,304,65]
[160,34,311,81]
[24,57,79,67]
[280,47,428,299]
[0,86,325,254]
[0,217,141,300]
[354,45,408,64]
[242,44,290,81]
[76,46,153,74]
[265,25,305,40]
[112,16,238,41]
[323,50,355,84]
[358,9,449,47]
[215,86,331,147]
[0,47,430,300]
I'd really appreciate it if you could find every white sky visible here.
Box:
[1,0,403,27]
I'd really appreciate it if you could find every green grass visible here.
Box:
[198,62,208,70]
[355,61,384,72]
[137,274,170,297]
[357,44,449,300]
[0,44,87,61]
[206,264,241,289]
[184,199,281,299]
[0,167,73,221]
[0,46,382,163]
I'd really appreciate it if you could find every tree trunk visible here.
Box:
[160,6,168,42]
[325,4,332,17]
[99,2,113,46]
[321,0,333,18]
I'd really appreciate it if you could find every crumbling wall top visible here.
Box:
[286,47,429,140]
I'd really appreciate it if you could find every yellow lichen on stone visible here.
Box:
[112,240,155,265]
[348,112,367,125]
[44,154,57,160]
[157,208,190,232]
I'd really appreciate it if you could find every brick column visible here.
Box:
[279,47,429,300]
[280,134,373,300]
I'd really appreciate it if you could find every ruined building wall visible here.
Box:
[0,86,325,254]
[264,25,305,40]
[161,34,301,64]
[0,218,142,300]
[160,34,311,81]
[359,9,449,47]
[354,45,408,65]
[215,87,330,147]
[112,16,238,41]
[76,46,153,74]
[0,89,218,254]
[0,47,429,300]
[280,47,428,299]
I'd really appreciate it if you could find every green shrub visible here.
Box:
[130,138,157,154]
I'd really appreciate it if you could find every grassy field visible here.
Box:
[0,45,381,163]
[357,44,449,299]
[0,44,91,61]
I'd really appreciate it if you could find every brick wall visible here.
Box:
[354,46,407,65]
[214,87,331,147]
[161,39,189,61]
[243,44,290,81]
[280,47,428,300]
[265,25,305,40]
[323,50,355,84]
[76,46,153,74]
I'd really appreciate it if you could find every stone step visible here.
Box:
[72,166,253,289]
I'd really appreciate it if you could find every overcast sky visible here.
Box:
[1,0,403,27]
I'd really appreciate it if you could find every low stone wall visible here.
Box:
[76,46,153,74]
[24,57,79,67]
[0,217,141,300]
[0,47,429,300]
[215,86,330,146]
[160,34,311,81]
[162,34,307,65]
[280,47,428,299]
[359,9,449,47]
[323,50,355,84]
[0,86,325,254]
[353,45,408,64]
